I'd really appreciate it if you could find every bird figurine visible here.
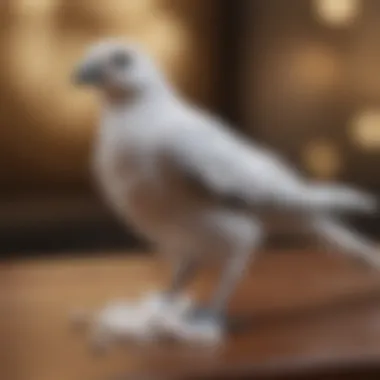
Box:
[71,39,378,349]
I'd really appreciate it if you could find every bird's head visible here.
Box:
[72,39,167,101]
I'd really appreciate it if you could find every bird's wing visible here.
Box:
[161,110,306,210]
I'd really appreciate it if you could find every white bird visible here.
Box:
[72,39,378,340]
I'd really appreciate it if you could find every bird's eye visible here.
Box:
[112,52,131,67]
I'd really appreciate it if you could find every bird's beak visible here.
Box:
[72,59,104,86]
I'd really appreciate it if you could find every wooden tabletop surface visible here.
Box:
[2,249,380,380]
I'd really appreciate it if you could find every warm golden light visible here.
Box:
[289,44,339,95]
[5,0,192,139]
[350,110,380,150]
[140,16,190,77]
[81,0,155,31]
[303,140,341,179]
[313,0,360,27]
[0,0,218,190]
[13,0,57,14]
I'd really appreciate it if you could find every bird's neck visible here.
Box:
[102,77,178,110]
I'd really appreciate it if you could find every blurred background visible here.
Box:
[0,0,378,256]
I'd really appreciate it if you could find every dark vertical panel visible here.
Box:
[218,0,246,125]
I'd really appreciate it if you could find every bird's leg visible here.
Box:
[210,252,252,317]
[189,248,253,328]
[164,254,199,300]
[180,224,263,342]
[165,248,256,344]
[149,254,199,314]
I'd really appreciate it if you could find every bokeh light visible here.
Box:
[350,109,380,150]
[313,0,360,27]
[288,43,340,96]
[303,140,342,179]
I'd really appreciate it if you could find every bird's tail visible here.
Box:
[295,184,377,214]
[313,216,380,268]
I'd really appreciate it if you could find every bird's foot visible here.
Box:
[159,307,226,345]
[69,296,226,350]
[79,292,193,352]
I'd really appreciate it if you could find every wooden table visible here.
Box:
[2,250,380,380]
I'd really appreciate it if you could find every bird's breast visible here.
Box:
[92,133,195,242]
